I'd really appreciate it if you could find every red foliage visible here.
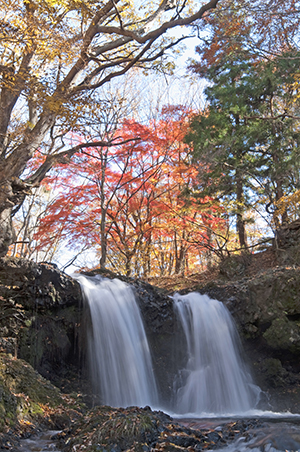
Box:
[34,107,224,276]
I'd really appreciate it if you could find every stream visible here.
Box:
[17,431,62,452]
[16,416,300,452]
[178,415,300,451]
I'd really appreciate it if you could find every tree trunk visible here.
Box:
[0,179,22,257]
[236,169,248,249]
[236,215,248,249]
[174,244,186,274]
[100,209,107,269]
[100,234,107,269]
[125,256,132,277]
[0,207,15,256]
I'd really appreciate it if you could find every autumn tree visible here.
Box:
[33,106,223,276]
[186,0,300,245]
[0,0,223,257]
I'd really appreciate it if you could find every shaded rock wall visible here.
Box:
[0,258,85,392]
[132,280,186,409]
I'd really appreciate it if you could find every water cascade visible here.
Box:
[174,292,260,415]
[78,275,260,415]
[77,275,158,408]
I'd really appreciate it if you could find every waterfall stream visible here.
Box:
[78,275,259,415]
[77,275,158,408]
[173,292,260,415]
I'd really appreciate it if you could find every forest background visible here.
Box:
[2,0,300,277]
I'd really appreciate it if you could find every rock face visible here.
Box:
[0,257,82,309]
[0,257,85,392]
[130,280,186,409]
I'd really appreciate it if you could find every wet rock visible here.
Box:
[60,407,267,452]
[0,258,86,395]
[258,358,290,388]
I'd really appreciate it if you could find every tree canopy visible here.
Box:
[0,0,221,256]
[187,0,300,248]
[3,0,300,273]
[28,107,224,276]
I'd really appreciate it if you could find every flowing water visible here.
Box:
[173,292,260,415]
[177,416,300,451]
[78,276,259,414]
[77,275,158,408]
[76,276,300,451]
[17,431,62,452]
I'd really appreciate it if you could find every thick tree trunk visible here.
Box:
[125,257,132,277]
[0,207,14,256]
[0,173,33,256]
[0,179,21,256]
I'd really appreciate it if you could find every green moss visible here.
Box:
[24,317,35,327]
[16,397,44,421]
[259,358,288,388]
[263,317,300,353]
[0,353,82,433]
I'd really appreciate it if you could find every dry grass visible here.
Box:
[143,248,280,293]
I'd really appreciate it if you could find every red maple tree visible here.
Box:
[33,106,224,276]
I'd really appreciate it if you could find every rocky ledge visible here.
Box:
[2,243,300,415]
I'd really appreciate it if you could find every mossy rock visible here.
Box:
[219,254,252,279]
[62,406,235,452]
[0,354,82,435]
[259,358,289,388]
[272,274,300,315]
[263,318,300,353]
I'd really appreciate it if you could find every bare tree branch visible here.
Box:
[26,137,141,186]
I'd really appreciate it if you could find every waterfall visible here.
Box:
[78,275,260,415]
[174,292,260,415]
[77,275,158,408]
